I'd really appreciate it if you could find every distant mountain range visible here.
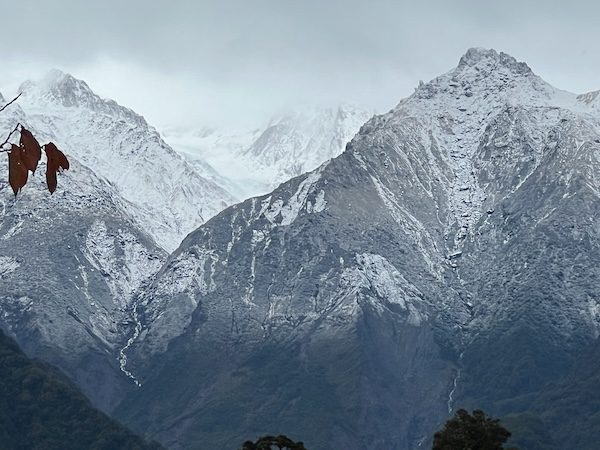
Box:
[161,104,372,198]
[2,48,600,450]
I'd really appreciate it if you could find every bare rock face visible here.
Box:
[112,49,600,449]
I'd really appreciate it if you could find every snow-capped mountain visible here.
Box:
[0,72,371,420]
[16,70,237,251]
[162,104,372,198]
[115,49,600,450]
[0,98,167,411]
[162,126,263,199]
[241,104,373,189]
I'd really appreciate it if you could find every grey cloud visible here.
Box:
[1,0,599,128]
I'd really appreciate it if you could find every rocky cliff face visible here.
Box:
[114,49,600,449]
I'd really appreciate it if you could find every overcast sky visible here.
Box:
[1,0,599,129]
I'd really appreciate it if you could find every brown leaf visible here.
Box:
[19,127,42,173]
[44,142,69,194]
[46,170,57,193]
[8,144,28,196]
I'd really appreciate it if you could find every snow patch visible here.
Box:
[262,165,327,226]
[341,253,429,325]
[83,220,161,308]
[0,256,19,278]
[154,246,217,302]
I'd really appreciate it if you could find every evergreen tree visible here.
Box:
[0,329,162,450]
[241,434,307,450]
[433,409,516,450]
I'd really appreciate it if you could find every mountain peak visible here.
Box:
[405,47,556,111]
[457,47,532,76]
[458,47,499,66]
[16,70,151,130]
[42,68,68,82]
[19,70,98,109]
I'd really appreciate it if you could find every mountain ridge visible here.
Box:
[0,81,169,410]
[3,48,600,449]
[16,69,237,251]
[114,48,600,449]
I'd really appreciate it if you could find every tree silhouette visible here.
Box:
[240,434,306,450]
[433,409,516,450]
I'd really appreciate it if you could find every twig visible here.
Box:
[0,123,21,152]
[0,92,22,114]
[0,93,24,153]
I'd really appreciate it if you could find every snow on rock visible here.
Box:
[0,119,168,405]
[16,70,236,251]
[358,48,600,257]
[354,253,428,325]
[0,256,19,278]
[262,166,326,226]
[241,104,372,191]
[106,49,600,449]
[83,220,162,308]
[135,245,219,356]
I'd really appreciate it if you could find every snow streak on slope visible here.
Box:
[101,48,600,450]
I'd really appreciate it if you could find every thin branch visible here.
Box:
[0,92,22,114]
[0,123,21,153]
[0,93,24,153]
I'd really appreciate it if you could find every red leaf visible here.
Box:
[19,127,42,173]
[43,142,69,194]
[8,144,28,196]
